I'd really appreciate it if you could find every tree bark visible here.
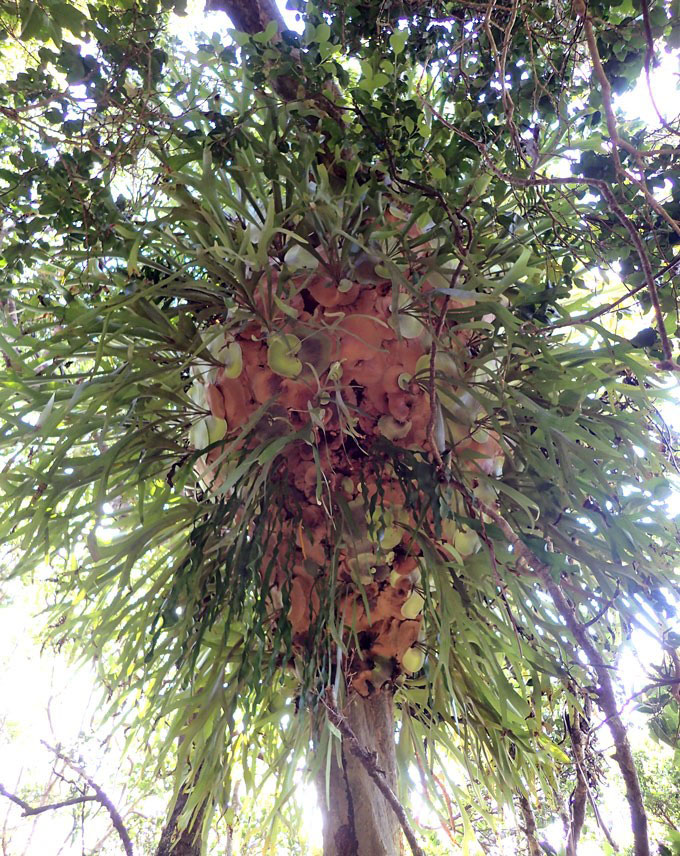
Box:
[566,711,588,856]
[547,581,649,856]
[155,784,207,856]
[204,0,285,34]
[478,505,650,856]
[517,792,542,856]
[204,0,344,117]
[318,691,401,856]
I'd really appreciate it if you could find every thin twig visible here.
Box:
[474,500,650,856]
[0,785,97,817]
[580,10,680,240]
[419,98,678,368]
[665,645,680,706]
[583,585,621,628]
[41,743,134,856]
[586,778,620,851]
[638,0,677,137]
[540,282,647,332]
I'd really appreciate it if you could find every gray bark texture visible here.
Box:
[517,792,542,856]
[318,691,401,856]
[205,0,286,33]
[566,711,588,856]
[155,783,206,856]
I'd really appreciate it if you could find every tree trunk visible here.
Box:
[317,691,401,856]
[155,784,207,856]
[205,0,285,34]
[566,711,588,856]
[517,792,542,856]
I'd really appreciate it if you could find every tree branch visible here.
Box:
[639,0,679,136]
[586,783,619,851]
[517,792,542,856]
[0,785,97,818]
[418,98,679,369]
[565,710,588,856]
[41,743,134,856]
[204,0,285,34]
[203,0,345,124]
[580,10,680,239]
[665,645,680,707]
[474,501,650,856]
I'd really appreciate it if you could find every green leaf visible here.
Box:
[51,2,87,35]
[314,21,331,44]
[127,238,141,275]
[389,29,408,55]
[252,19,278,44]
[19,0,48,40]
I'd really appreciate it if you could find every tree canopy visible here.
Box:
[0,0,679,854]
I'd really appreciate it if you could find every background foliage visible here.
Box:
[0,0,679,853]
